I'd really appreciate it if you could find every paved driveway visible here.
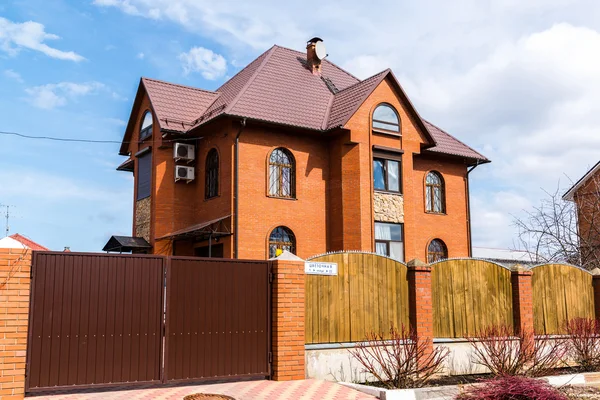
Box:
[30,379,376,400]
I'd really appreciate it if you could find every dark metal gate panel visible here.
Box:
[165,257,270,382]
[26,252,165,392]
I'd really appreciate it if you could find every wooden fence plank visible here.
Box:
[432,259,514,338]
[532,264,594,334]
[306,253,409,344]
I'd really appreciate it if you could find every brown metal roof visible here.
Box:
[157,215,231,240]
[120,45,488,163]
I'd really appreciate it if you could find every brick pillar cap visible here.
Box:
[270,250,304,261]
[511,264,531,273]
[591,267,600,276]
[407,258,427,267]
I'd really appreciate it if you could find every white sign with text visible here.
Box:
[305,262,338,276]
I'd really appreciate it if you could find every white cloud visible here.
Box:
[3,69,23,82]
[179,46,227,79]
[0,17,84,61]
[137,52,145,59]
[25,82,106,109]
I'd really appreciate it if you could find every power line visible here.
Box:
[0,130,122,144]
[0,130,201,145]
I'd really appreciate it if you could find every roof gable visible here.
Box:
[7,233,49,251]
[563,160,600,201]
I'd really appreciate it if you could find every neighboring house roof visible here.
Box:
[0,234,49,251]
[472,246,537,265]
[120,44,489,164]
[563,160,600,201]
[102,236,152,252]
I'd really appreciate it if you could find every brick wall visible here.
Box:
[407,260,434,364]
[270,259,305,380]
[0,249,31,400]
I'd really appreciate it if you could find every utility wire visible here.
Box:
[0,130,199,145]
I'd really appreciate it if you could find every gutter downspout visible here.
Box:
[234,118,247,259]
[466,160,480,257]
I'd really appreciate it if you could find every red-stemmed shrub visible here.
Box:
[466,325,566,377]
[456,375,567,400]
[349,325,449,389]
[565,317,600,372]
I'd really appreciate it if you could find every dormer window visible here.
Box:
[372,104,400,134]
[140,111,153,141]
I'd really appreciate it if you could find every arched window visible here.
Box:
[205,148,219,199]
[269,226,296,258]
[140,111,153,140]
[427,239,448,263]
[425,171,445,213]
[372,104,400,133]
[269,148,295,198]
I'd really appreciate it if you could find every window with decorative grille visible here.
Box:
[425,171,445,213]
[427,239,448,263]
[205,148,219,199]
[269,226,296,258]
[268,148,295,198]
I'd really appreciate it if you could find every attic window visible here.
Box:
[373,104,400,133]
[140,111,153,140]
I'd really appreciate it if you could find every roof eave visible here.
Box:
[562,160,600,201]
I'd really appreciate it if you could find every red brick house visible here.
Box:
[116,38,489,262]
[563,161,600,267]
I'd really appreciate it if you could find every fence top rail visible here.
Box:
[529,262,592,275]
[306,250,408,265]
[171,256,269,265]
[32,250,165,259]
[428,257,513,271]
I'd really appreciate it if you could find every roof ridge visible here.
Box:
[270,43,361,83]
[424,119,488,160]
[222,46,278,114]
[333,69,389,96]
[141,77,217,95]
[215,46,275,92]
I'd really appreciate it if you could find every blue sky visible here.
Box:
[1,0,600,252]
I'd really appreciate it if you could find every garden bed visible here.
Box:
[341,371,600,400]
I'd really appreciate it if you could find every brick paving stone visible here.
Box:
[30,379,376,400]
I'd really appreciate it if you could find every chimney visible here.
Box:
[306,37,326,75]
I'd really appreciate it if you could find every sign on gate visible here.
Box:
[305,261,338,276]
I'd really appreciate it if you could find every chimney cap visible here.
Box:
[307,37,323,44]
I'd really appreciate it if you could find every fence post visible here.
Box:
[511,265,535,337]
[592,268,600,320]
[407,258,434,364]
[270,254,305,381]
[0,248,32,400]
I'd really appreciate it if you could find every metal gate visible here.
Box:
[164,257,271,382]
[26,252,271,393]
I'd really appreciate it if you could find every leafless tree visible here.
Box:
[513,176,600,270]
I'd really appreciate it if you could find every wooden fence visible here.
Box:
[305,252,409,344]
[431,259,514,338]
[532,263,594,334]
[305,253,598,343]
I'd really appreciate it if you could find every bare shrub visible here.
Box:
[565,317,600,372]
[349,325,449,389]
[466,325,566,377]
[456,375,567,400]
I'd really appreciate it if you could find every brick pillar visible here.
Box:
[592,268,600,320]
[407,259,433,364]
[0,249,31,400]
[270,258,305,381]
[511,265,535,337]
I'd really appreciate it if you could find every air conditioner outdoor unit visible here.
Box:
[174,143,195,162]
[175,165,195,183]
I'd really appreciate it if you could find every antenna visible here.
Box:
[0,205,15,237]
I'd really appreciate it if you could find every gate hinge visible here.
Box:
[269,272,274,283]
[268,351,273,363]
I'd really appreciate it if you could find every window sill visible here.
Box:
[267,195,297,201]
[204,195,220,202]
[372,129,402,138]
[425,211,447,216]
[374,189,403,196]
